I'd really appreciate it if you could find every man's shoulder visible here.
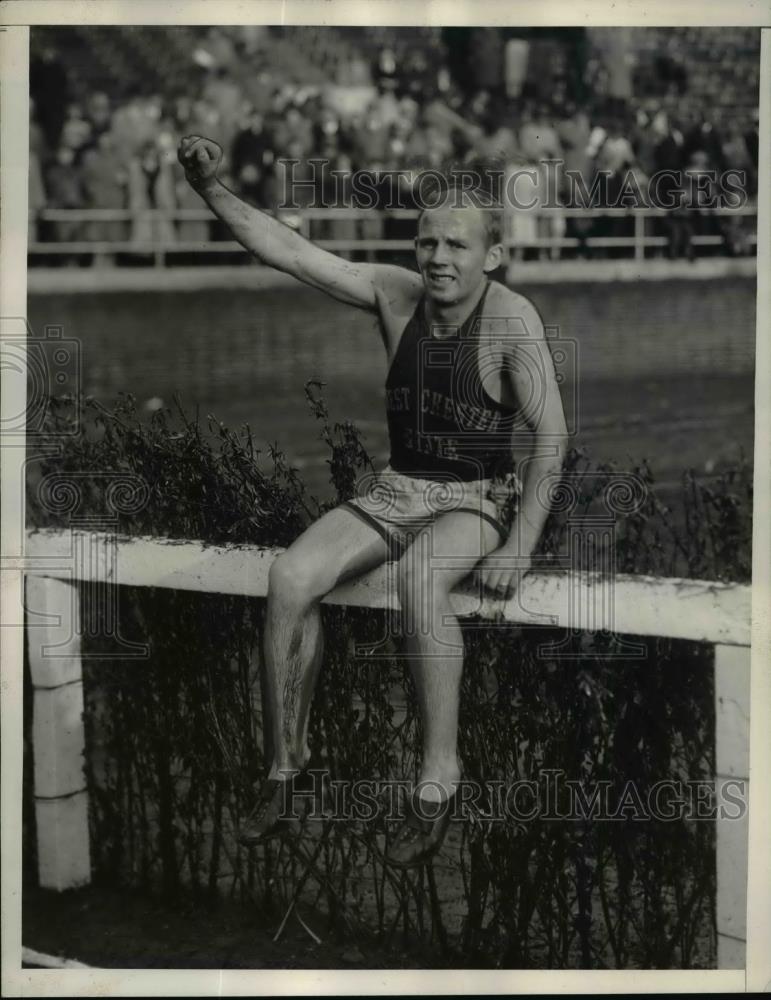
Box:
[371,264,423,314]
[485,280,546,337]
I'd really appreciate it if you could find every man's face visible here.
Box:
[415,205,499,307]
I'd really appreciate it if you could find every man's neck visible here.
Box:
[424,277,489,329]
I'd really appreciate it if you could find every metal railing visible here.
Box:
[28,205,758,267]
[24,526,751,968]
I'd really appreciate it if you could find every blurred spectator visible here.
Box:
[516,105,564,260]
[536,158,566,261]
[45,146,84,261]
[556,101,594,256]
[597,117,636,256]
[29,148,47,245]
[318,152,357,258]
[273,105,314,158]
[243,68,274,116]
[505,156,539,261]
[128,142,175,246]
[336,52,372,87]
[357,164,391,262]
[313,105,340,152]
[46,147,83,215]
[401,49,433,101]
[668,149,715,261]
[202,67,243,151]
[601,27,635,105]
[374,89,401,131]
[174,159,210,244]
[350,106,391,168]
[650,110,685,258]
[376,47,398,92]
[682,110,724,171]
[188,98,228,151]
[29,97,48,160]
[519,101,563,163]
[240,25,269,57]
[467,90,494,134]
[231,108,273,207]
[111,90,160,159]
[81,133,128,244]
[200,27,237,69]
[30,43,69,148]
[717,126,754,256]
[556,100,592,178]
[721,120,754,188]
[597,118,635,175]
[60,103,92,152]
[652,109,682,160]
[411,99,467,166]
[269,139,318,221]
[482,114,519,161]
[173,94,194,133]
[744,109,759,186]
[652,50,688,98]
[29,99,49,244]
[383,167,421,268]
[85,92,112,139]
[629,103,659,176]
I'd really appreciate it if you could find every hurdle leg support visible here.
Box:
[26,575,91,891]
[714,642,750,968]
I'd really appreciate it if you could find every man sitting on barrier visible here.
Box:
[178,135,568,868]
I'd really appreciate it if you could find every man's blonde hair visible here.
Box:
[416,177,503,247]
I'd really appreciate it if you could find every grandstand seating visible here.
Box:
[630,26,760,125]
[31,25,204,100]
[32,25,760,129]
[31,24,447,107]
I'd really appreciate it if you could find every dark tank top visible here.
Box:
[385,280,519,482]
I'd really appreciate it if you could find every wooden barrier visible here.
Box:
[27,204,759,268]
[23,528,752,966]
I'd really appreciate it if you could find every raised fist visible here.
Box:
[178,135,222,191]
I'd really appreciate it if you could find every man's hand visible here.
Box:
[178,135,222,192]
[474,549,532,600]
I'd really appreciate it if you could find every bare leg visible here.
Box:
[264,505,389,777]
[397,512,501,802]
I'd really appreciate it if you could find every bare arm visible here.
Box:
[502,303,568,557]
[178,135,417,311]
[477,298,569,597]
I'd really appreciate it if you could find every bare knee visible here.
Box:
[268,552,326,608]
[397,557,451,615]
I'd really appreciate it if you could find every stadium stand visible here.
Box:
[28,26,760,264]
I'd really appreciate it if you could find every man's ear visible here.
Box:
[484,242,504,273]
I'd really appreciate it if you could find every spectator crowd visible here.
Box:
[29,27,760,263]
